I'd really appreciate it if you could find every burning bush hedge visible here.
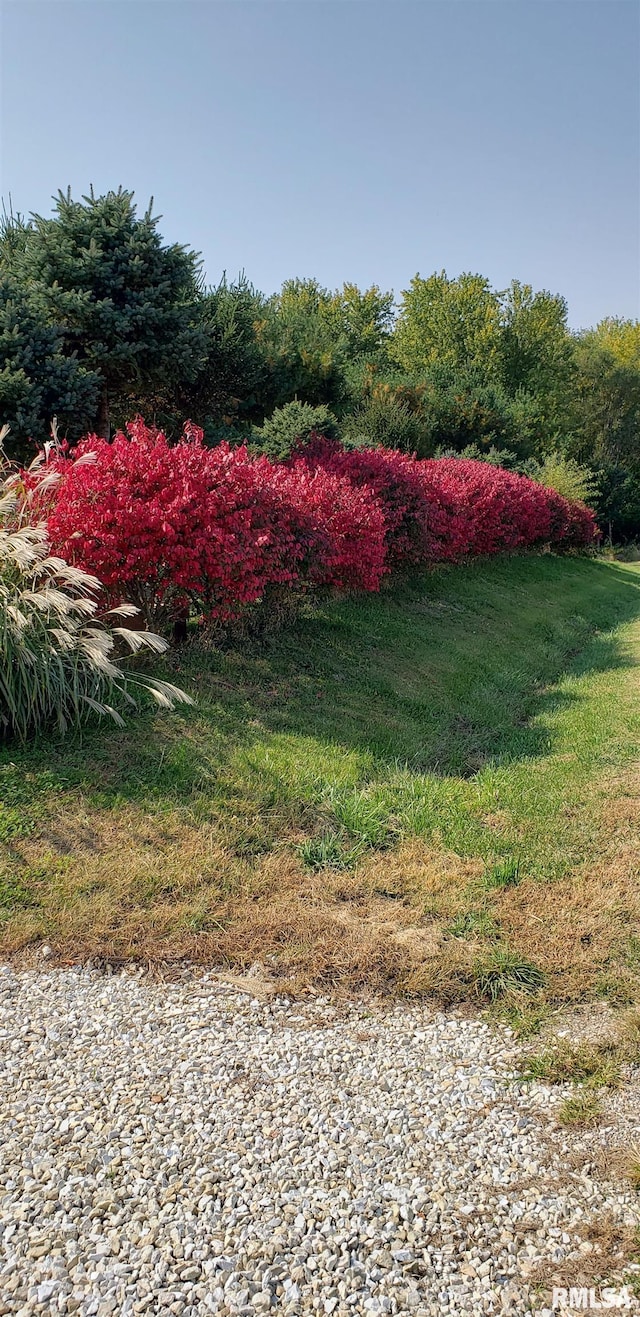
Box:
[41,421,598,632]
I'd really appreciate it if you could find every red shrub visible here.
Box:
[40,419,597,634]
[45,421,300,624]
[44,420,388,626]
[274,459,388,592]
[303,445,597,561]
[542,488,598,548]
[566,502,599,547]
[421,459,551,555]
[295,436,466,563]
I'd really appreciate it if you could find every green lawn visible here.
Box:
[2,554,640,1002]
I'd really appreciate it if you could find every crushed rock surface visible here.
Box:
[0,964,638,1316]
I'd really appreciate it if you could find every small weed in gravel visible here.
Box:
[558,1090,602,1127]
[493,992,550,1038]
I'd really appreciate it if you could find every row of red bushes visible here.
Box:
[40,419,598,629]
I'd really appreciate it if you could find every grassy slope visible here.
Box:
[2,554,640,1002]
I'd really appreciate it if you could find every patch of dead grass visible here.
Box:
[532,1215,640,1297]
[1,827,478,997]
[494,857,640,1002]
[3,764,640,1007]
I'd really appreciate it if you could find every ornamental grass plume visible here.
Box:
[0,425,192,741]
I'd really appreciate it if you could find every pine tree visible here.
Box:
[0,273,99,460]
[12,188,206,437]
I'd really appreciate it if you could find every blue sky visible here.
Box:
[1,0,638,329]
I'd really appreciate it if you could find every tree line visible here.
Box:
[2,187,639,538]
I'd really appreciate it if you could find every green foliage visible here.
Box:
[255,278,349,411]
[420,365,541,457]
[393,271,502,377]
[474,949,546,1001]
[332,282,395,357]
[342,365,544,459]
[0,272,99,461]
[6,188,205,437]
[181,275,267,430]
[389,273,577,457]
[439,444,535,473]
[499,282,572,395]
[591,317,640,370]
[533,452,598,506]
[566,323,640,538]
[498,281,574,444]
[255,278,394,414]
[253,400,340,459]
[341,390,429,454]
[571,331,640,470]
[595,462,640,542]
[339,359,432,453]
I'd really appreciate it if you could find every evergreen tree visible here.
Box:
[11,188,206,437]
[0,273,99,460]
[181,274,267,429]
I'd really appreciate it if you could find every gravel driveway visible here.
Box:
[0,965,638,1316]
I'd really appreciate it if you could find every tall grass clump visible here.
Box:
[0,429,191,740]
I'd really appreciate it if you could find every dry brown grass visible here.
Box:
[623,1145,640,1191]
[488,769,640,1003]
[496,863,640,1001]
[1,825,480,996]
[3,754,640,1005]
[532,1216,640,1299]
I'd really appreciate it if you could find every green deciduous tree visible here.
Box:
[498,281,574,446]
[389,272,577,457]
[499,282,573,397]
[571,332,640,469]
[256,278,346,411]
[324,282,394,360]
[256,278,394,415]
[392,271,502,377]
[532,452,598,505]
[567,320,640,538]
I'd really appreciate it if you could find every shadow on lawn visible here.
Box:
[5,557,640,813]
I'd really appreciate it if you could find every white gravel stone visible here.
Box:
[0,965,638,1316]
